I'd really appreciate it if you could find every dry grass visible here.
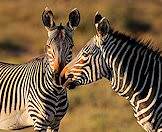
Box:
[1,0,162,132]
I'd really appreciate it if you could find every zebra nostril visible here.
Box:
[54,72,59,77]
[67,74,74,78]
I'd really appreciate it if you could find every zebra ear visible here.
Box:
[42,7,55,31]
[95,11,103,24]
[67,8,80,30]
[95,17,110,37]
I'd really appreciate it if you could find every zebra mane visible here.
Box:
[27,54,45,63]
[110,29,162,59]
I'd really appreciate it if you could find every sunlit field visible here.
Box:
[1,0,162,132]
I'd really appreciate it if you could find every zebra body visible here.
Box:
[0,7,80,131]
[62,13,162,132]
[0,56,68,131]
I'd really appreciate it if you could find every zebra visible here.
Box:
[61,12,162,132]
[0,7,80,132]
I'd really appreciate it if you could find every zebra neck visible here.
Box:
[43,56,63,89]
[104,31,162,127]
[44,52,58,73]
[102,31,162,94]
[45,44,60,73]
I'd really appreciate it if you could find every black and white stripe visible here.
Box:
[0,56,68,131]
[63,14,162,132]
[0,7,80,132]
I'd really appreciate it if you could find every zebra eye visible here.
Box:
[82,52,89,57]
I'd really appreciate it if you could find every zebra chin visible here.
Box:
[63,79,78,89]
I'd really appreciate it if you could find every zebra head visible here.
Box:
[61,12,112,89]
[42,7,80,75]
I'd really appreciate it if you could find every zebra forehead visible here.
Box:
[48,29,64,38]
[47,32,72,44]
[47,26,72,37]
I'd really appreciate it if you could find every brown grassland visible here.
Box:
[1,0,162,132]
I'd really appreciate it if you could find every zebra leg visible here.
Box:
[157,128,162,132]
[27,103,49,131]
[33,122,48,131]
[46,127,59,132]
[46,128,59,132]
[48,121,61,132]
[155,119,162,132]
[35,130,47,132]
[157,125,162,132]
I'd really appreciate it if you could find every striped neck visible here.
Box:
[102,30,161,100]
[43,56,63,91]
[102,30,162,130]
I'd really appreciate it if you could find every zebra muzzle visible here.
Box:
[67,74,74,78]
[63,79,77,90]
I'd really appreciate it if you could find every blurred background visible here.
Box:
[1,0,162,132]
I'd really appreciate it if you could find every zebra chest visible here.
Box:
[55,92,68,116]
[46,92,68,126]
[27,88,68,128]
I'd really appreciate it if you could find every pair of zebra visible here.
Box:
[0,7,162,132]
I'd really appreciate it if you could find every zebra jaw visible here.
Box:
[63,78,77,90]
[94,35,103,47]
[60,68,77,89]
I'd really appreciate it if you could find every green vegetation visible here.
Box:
[1,0,162,131]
